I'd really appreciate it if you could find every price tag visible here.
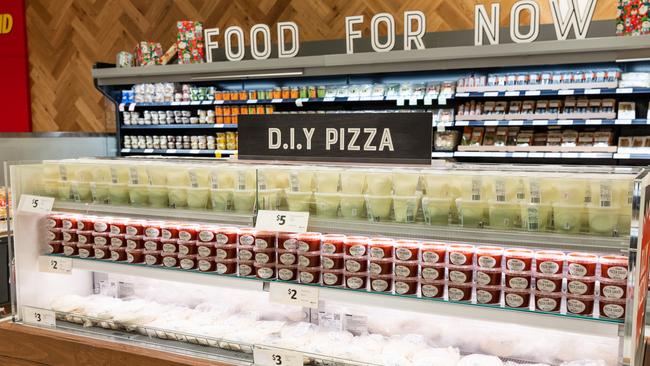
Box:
[455,92,470,97]
[437,95,447,105]
[18,194,54,214]
[247,99,258,104]
[483,91,499,97]
[585,89,601,95]
[215,151,223,158]
[616,88,633,94]
[180,101,190,105]
[558,89,574,95]
[201,100,212,105]
[532,120,548,126]
[256,210,309,233]
[214,100,224,104]
[616,119,632,125]
[271,98,283,103]
[23,306,56,327]
[166,149,177,154]
[586,119,602,125]
[347,96,360,101]
[423,96,433,105]
[118,103,125,111]
[558,119,573,125]
[253,346,303,366]
[143,148,154,153]
[121,148,131,153]
[408,97,418,105]
[295,98,304,107]
[38,256,72,274]
[396,98,405,106]
[189,149,200,154]
[128,103,136,111]
[455,120,469,126]
[525,90,541,96]
[190,101,201,105]
[269,281,319,309]
[171,101,181,106]
[323,97,335,102]
[509,120,524,126]
[484,120,499,126]
[505,91,520,96]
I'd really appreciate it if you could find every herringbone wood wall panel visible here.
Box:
[25,0,617,132]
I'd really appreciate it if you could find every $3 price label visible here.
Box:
[253,346,303,366]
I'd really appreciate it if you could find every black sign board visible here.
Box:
[238,113,433,164]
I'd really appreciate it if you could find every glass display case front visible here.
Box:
[7,158,648,366]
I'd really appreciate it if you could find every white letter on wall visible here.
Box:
[345,15,364,54]
[475,3,500,45]
[250,24,271,60]
[404,10,426,50]
[224,26,245,61]
[204,28,219,63]
[277,21,299,58]
[510,0,540,43]
[549,0,597,40]
[371,13,395,52]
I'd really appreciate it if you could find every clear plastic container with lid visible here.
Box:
[296,232,322,252]
[599,255,628,280]
[447,244,474,266]
[368,237,394,259]
[238,246,254,261]
[278,232,298,250]
[161,252,179,267]
[370,274,394,293]
[216,244,238,260]
[238,228,257,246]
[505,271,532,289]
[476,246,503,269]
[215,227,238,245]
[197,257,216,272]
[566,252,598,277]
[535,291,563,312]
[197,225,219,243]
[535,250,566,275]
[567,275,596,295]
[394,260,419,278]
[394,277,419,295]
[254,231,277,249]
[504,248,534,271]
[217,258,238,274]
[299,267,321,284]
[277,249,298,266]
[504,287,531,308]
[63,243,78,256]
[394,240,421,261]
[322,269,344,286]
[344,272,367,290]
[345,236,370,257]
[277,265,298,281]
[369,259,393,276]
[535,273,564,293]
[447,265,473,284]
[421,262,446,281]
[421,279,445,298]
[298,251,321,268]
[476,285,502,305]
[126,249,144,263]
[344,256,368,273]
[179,254,198,270]
[599,297,626,319]
[475,267,502,286]
[421,242,446,264]
[254,262,276,279]
[447,282,473,302]
[238,260,255,277]
[599,277,627,299]
[321,253,344,270]
[321,234,346,254]
[253,248,276,264]
[566,294,595,316]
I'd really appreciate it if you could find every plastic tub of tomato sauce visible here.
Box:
[535,273,564,293]
[345,236,370,257]
[297,232,322,252]
[238,228,256,246]
[197,242,215,257]
[143,220,164,238]
[476,267,502,286]
[321,234,346,254]
[238,246,254,261]
[299,267,321,284]
[143,237,161,251]
[448,244,474,266]
[566,294,595,316]
[447,282,473,302]
[109,218,129,235]
[217,258,238,274]
[77,243,94,258]
[421,242,446,264]
[93,232,109,246]
[125,219,146,236]
[46,213,65,229]
[238,260,255,277]
[370,274,393,293]
[216,227,239,245]
[504,288,531,308]
[77,231,93,245]
[254,262,276,279]
[278,249,298,266]
[448,265,473,284]
[216,244,238,260]
[254,248,276,264]
[599,255,628,280]
[254,231,277,249]
[161,239,178,253]
[161,222,180,239]
[48,240,63,254]
[298,251,321,267]
[61,214,79,230]
[322,253,344,270]
[567,275,596,296]
[394,240,421,261]
[277,265,298,281]
[143,250,162,265]
[504,248,534,271]
[63,243,78,256]
[179,254,198,270]
[177,224,200,241]
[197,225,219,243]
[599,297,626,319]
[344,272,367,290]
[198,257,216,272]
[421,263,446,281]
[322,269,344,286]
[344,256,368,273]
[178,240,197,255]
[94,245,111,260]
[394,277,419,296]
[278,232,298,250]
[126,235,144,250]
[110,247,127,261]
[476,246,504,269]
[93,217,113,233]
[77,215,98,231]
[369,259,393,276]
[599,277,627,299]
[47,228,63,242]
[535,291,563,312]
[109,234,125,248]
[476,285,502,305]
[62,230,78,243]
[421,279,445,298]
[505,271,532,289]
[535,250,565,275]
[126,249,144,263]
[566,252,598,277]
[161,252,179,267]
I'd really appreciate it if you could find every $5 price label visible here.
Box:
[17,194,54,214]
[253,346,303,366]
[255,210,309,232]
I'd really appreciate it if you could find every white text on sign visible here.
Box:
[256,210,309,233]
[269,282,319,309]
[23,306,56,327]
[38,256,72,274]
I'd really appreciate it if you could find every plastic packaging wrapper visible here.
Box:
[176,21,204,64]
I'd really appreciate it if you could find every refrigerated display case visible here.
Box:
[6,157,650,365]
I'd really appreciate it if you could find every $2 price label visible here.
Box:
[269,282,319,309]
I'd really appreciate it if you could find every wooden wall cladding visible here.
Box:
[25,0,617,132]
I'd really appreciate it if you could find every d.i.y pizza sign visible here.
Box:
[203,0,598,62]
